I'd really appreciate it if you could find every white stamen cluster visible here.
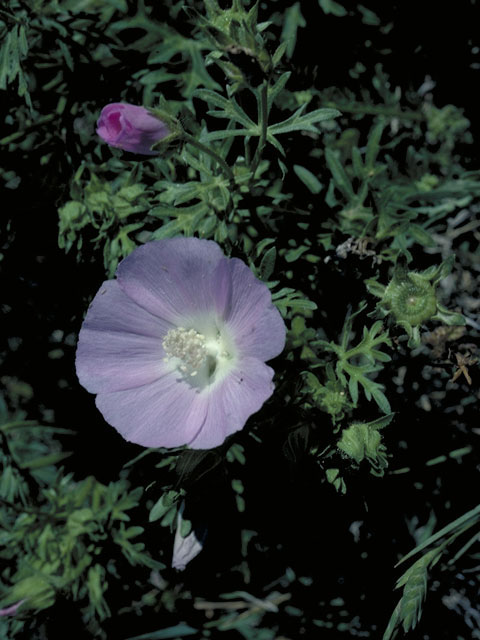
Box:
[162,327,207,376]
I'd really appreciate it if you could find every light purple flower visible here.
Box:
[76,238,286,449]
[96,103,170,155]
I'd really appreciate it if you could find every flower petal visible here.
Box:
[0,600,24,617]
[96,103,169,156]
[222,259,286,361]
[172,502,206,570]
[116,238,227,324]
[76,280,172,393]
[95,375,209,447]
[187,357,275,449]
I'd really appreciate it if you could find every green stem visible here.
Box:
[249,81,269,182]
[182,133,235,184]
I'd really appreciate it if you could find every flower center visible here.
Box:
[162,328,207,376]
[162,326,234,387]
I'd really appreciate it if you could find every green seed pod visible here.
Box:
[383,272,437,327]
[337,423,370,464]
[337,418,390,476]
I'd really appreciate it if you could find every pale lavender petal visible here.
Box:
[77,330,168,394]
[76,280,172,393]
[95,375,209,447]
[172,502,205,570]
[188,357,275,449]
[80,280,172,337]
[172,529,204,570]
[222,259,286,361]
[116,238,226,323]
[0,600,24,616]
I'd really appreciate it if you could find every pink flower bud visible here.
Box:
[96,103,170,155]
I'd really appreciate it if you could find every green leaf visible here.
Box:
[269,106,340,135]
[194,89,256,128]
[268,71,291,110]
[201,127,254,143]
[409,224,437,247]
[293,165,323,194]
[271,41,288,67]
[383,548,443,639]
[348,376,359,405]
[284,245,309,262]
[259,246,277,280]
[19,451,72,469]
[149,490,180,523]
[397,502,480,568]
[125,623,198,640]
[364,119,385,171]
[265,130,286,155]
[280,3,306,59]
[325,148,355,200]
[365,277,386,299]
[319,0,348,16]
[0,24,31,108]
[369,384,391,414]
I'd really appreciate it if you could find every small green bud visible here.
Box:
[197,0,271,87]
[368,255,465,347]
[383,272,437,327]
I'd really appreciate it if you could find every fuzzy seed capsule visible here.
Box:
[383,273,437,327]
